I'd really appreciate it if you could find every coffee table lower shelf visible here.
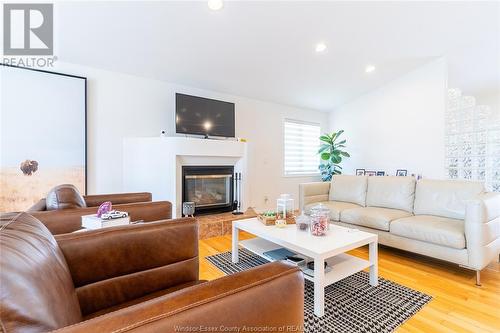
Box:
[239,238,371,285]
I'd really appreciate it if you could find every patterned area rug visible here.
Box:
[206,249,432,333]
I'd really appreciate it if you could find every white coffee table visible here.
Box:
[232,218,378,317]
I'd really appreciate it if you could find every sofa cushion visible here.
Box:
[304,201,361,221]
[329,175,368,206]
[46,184,87,210]
[0,212,82,332]
[340,207,413,231]
[413,179,484,220]
[390,215,466,249]
[366,176,416,213]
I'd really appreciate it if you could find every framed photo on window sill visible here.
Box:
[356,169,365,176]
[396,169,408,176]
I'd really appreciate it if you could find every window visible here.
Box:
[284,119,321,176]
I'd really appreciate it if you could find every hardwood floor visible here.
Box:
[199,231,500,333]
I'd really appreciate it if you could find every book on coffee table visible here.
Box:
[81,214,130,230]
[262,248,296,261]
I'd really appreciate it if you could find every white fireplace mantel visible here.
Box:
[123,136,248,217]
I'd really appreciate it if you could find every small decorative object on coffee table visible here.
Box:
[295,213,310,231]
[182,201,195,217]
[101,210,128,220]
[257,210,296,226]
[257,211,276,225]
[275,219,287,228]
[276,193,295,224]
[310,204,329,236]
[96,201,112,218]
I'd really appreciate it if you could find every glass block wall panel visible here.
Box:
[446,88,499,191]
[487,110,500,192]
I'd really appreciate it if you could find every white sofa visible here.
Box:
[299,175,500,285]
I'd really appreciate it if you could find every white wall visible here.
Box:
[329,59,448,178]
[53,62,329,211]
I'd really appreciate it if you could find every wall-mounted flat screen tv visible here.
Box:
[176,93,235,138]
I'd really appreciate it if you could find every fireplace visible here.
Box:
[182,166,234,215]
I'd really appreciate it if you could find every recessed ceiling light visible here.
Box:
[208,0,224,11]
[365,65,376,73]
[315,42,327,53]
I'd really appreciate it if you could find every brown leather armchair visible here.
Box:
[27,184,172,235]
[0,212,304,333]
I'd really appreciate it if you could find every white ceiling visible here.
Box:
[55,1,500,111]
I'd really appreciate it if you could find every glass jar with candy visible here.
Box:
[310,204,330,236]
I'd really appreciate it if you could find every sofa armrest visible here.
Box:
[27,198,47,211]
[465,192,500,270]
[83,192,152,207]
[52,262,304,333]
[55,218,198,316]
[29,201,172,234]
[299,181,331,212]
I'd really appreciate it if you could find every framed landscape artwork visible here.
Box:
[0,65,86,212]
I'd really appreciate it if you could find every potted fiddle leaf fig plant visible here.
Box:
[318,130,350,181]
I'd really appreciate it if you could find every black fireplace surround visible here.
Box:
[182,166,234,215]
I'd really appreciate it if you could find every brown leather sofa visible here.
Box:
[0,212,304,333]
[27,184,172,235]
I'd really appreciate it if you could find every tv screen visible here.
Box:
[176,93,235,138]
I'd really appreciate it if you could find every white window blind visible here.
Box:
[284,119,321,176]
